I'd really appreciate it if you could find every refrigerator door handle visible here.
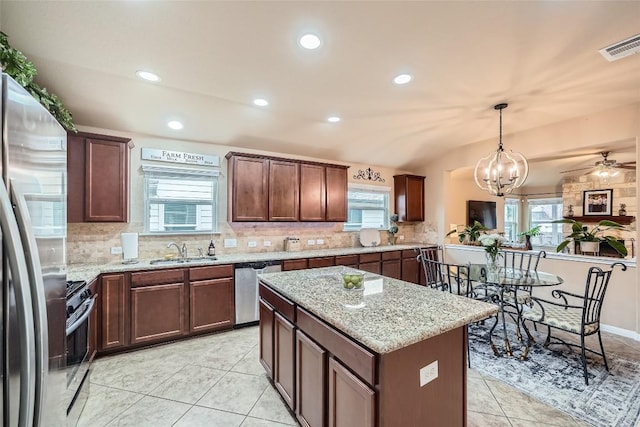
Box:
[10,182,49,427]
[0,180,36,427]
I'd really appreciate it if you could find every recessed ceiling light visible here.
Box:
[167,120,183,130]
[299,33,321,50]
[327,116,341,123]
[136,70,161,82]
[393,74,413,85]
[253,98,269,107]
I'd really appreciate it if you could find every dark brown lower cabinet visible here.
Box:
[283,258,309,271]
[130,283,186,345]
[328,357,375,427]
[308,257,335,268]
[100,273,127,351]
[190,277,234,333]
[401,249,421,284]
[274,312,296,410]
[359,253,381,274]
[335,255,358,268]
[381,259,401,279]
[296,330,326,427]
[358,262,381,274]
[259,299,275,378]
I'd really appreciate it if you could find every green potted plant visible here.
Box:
[0,31,76,131]
[388,214,399,245]
[554,219,627,257]
[517,225,541,250]
[446,221,488,245]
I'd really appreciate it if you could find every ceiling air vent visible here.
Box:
[599,33,640,62]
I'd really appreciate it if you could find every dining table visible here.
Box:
[468,264,564,360]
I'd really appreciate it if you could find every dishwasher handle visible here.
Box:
[235,260,282,270]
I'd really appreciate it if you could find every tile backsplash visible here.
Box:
[67,221,435,265]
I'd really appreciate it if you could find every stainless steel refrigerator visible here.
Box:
[1,74,67,426]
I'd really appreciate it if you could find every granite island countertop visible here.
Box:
[67,243,433,283]
[258,266,499,354]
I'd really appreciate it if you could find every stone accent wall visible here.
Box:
[66,221,427,265]
[561,170,636,256]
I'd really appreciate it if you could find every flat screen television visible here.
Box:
[467,200,497,229]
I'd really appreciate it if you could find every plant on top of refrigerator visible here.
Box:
[0,32,76,131]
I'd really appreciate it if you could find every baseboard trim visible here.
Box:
[601,323,640,341]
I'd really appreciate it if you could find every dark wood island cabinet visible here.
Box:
[259,266,498,427]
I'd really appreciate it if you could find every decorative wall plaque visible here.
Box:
[353,168,385,183]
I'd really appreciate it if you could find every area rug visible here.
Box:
[468,322,640,427]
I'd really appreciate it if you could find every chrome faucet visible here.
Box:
[167,242,188,258]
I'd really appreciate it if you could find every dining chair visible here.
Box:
[521,262,626,385]
[416,246,444,287]
[419,256,497,367]
[420,257,471,296]
[499,249,547,336]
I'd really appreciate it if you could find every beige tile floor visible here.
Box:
[77,326,639,427]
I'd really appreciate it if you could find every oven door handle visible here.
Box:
[66,296,96,336]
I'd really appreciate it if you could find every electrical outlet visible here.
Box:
[224,238,237,248]
[399,235,405,240]
[420,360,438,387]
[317,239,325,245]
[307,239,316,245]
[248,241,257,248]
[111,246,123,254]
[263,240,271,247]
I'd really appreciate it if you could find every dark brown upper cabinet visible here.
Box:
[325,166,348,222]
[228,154,270,221]
[269,160,300,221]
[393,174,425,222]
[226,152,348,222]
[299,163,326,221]
[68,131,131,222]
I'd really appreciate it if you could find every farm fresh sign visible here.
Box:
[141,148,220,167]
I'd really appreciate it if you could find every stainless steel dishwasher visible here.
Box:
[234,260,282,325]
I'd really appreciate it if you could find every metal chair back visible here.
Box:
[420,258,471,296]
[582,262,626,326]
[417,246,443,287]
[500,249,546,272]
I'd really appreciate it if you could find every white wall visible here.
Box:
[426,103,640,335]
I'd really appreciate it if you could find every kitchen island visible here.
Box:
[258,266,498,427]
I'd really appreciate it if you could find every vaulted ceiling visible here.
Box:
[1,1,639,174]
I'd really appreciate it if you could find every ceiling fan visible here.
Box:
[560,151,636,178]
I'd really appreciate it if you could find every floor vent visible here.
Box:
[599,33,640,62]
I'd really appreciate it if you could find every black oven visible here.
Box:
[66,280,95,425]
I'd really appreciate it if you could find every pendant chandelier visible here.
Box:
[473,103,529,196]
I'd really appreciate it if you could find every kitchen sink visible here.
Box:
[149,257,217,265]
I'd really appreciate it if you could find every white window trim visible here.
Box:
[526,197,564,248]
[142,164,219,235]
[343,183,391,231]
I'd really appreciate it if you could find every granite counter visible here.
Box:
[258,266,498,354]
[67,243,432,283]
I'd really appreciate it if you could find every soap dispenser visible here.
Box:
[208,240,216,257]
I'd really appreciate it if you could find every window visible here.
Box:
[527,198,563,246]
[504,198,520,242]
[143,165,219,234]
[343,184,390,231]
